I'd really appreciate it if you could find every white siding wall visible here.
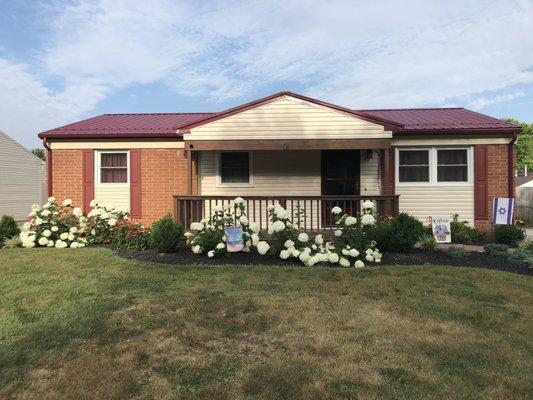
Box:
[94,186,130,212]
[397,186,474,224]
[0,132,44,221]
[360,151,380,195]
[200,150,322,196]
[187,96,391,140]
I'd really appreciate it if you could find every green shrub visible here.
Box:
[0,215,20,244]
[446,246,469,259]
[450,214,485,244]
[149,214,183,253]
[111,220,150,251]
[494,224,525,246]
[520,240,533,251]
[371,213,424,253]
[2,236,22,249]
[507,248,533,268]
[483,243,509,256]
[420,234,437,251]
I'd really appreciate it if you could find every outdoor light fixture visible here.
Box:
[366,150,373,159]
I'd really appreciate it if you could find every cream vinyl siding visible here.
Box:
[397,186,474,224]
[200,150,321,196]
[94,186,130,212]
[187,96,391,140]
[0,131,44,221]
[360,151,380,195]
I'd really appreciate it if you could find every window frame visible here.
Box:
[397,148,431,184]
[95,150,130,187]
[395,147,473,187]
[216,151,254,188]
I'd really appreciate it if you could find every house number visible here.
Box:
[280,143,288,150]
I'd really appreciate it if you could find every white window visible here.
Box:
[97,150,129,185]
[396,147,472,186]
[217,151,253,187]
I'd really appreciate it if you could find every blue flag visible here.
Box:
[492,197,514,225]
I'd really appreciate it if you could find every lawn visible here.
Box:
[0,249,531,400]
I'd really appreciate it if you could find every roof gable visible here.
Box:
[184,95,394,141]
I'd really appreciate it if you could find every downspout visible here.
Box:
[508,134,517,198]
[43,139,52,197]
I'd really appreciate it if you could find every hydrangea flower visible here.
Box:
[47,197,56,202]
[345,216,357,226]
[354,260,365,268]
[251,234,260,246]
[314,234,323,245]
[234,197,245,205]
[42,230,52,237]
[216,242,225,249]
[271,220,286,233]
[249,222,260,233]
[360,214,376,226]
[331,206,342,215]
[212,205,223,212]
[190,222,204,231]
[207,250,215,258]
[298,233,309,242]
[62,199,73,207]
[362,200,375,210]
[328,253,339,263]
[108,218,117,226]
[73,207,83,218]
[239,216,249,225]
[41,209,51,217]
[284,239,295,248]
[192,245,202,254]
[257,241,270,255]
[334,229,342,237]
[339,258,350,267]
[38,237,49,246]
[279,250,290,259]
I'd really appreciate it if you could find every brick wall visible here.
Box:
[139,149,196,225]
[475,144,511,230]
[51,150,83,207]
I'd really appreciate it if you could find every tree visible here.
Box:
[504,119,533,173]
[31,148,45,160]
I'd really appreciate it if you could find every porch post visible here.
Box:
[381,148,397,215]
[186,149,193,195]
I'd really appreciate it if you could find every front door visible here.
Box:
[321,150,360,224]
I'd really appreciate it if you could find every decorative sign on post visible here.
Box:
[224,225,244,252]
[431,217,451,243]
[492,197,515,225]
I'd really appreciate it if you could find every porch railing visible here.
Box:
[174,195,399,233]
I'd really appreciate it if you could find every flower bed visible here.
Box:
[183,197,382,268]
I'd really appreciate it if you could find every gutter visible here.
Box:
[509,134,518,198]
[43,139,52,198]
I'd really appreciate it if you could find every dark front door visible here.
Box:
[321,150,361,224]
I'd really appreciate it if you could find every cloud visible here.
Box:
[1,0,532,147]
[0,58,107,147]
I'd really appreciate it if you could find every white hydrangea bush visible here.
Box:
[185,197,266,257]
[19,197,88,248]
[86,200,129,244]
[265,202,381,267]
[19,197,130,248]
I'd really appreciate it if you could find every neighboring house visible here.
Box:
[516,175,533,224]
[37,91,521,231]
[0,130,45,221]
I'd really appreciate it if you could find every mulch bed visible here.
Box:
[117,246,532,276]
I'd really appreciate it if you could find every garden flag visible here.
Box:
[492,197,514,225]
[224,225,244,252]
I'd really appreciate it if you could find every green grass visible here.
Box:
[0,248,532,399]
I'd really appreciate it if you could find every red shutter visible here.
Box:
[82,149,95,214]
[130,149,141,219]
[474,145,488,220]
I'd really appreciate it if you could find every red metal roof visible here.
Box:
[358,108,519,133]
[38,92,521,139]
[38,113,217,139]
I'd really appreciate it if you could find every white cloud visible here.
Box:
[1,0,532,147]
[0,58,107,148]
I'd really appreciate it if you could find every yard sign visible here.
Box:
[492,197,514,225]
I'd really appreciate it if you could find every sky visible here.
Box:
[0,0,532,149]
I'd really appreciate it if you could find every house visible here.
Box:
[37,91,521,231]
[0,130,45,221]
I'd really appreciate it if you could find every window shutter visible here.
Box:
[474,145,488,220]
[82,149,95,214]
[130,149,142,219]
